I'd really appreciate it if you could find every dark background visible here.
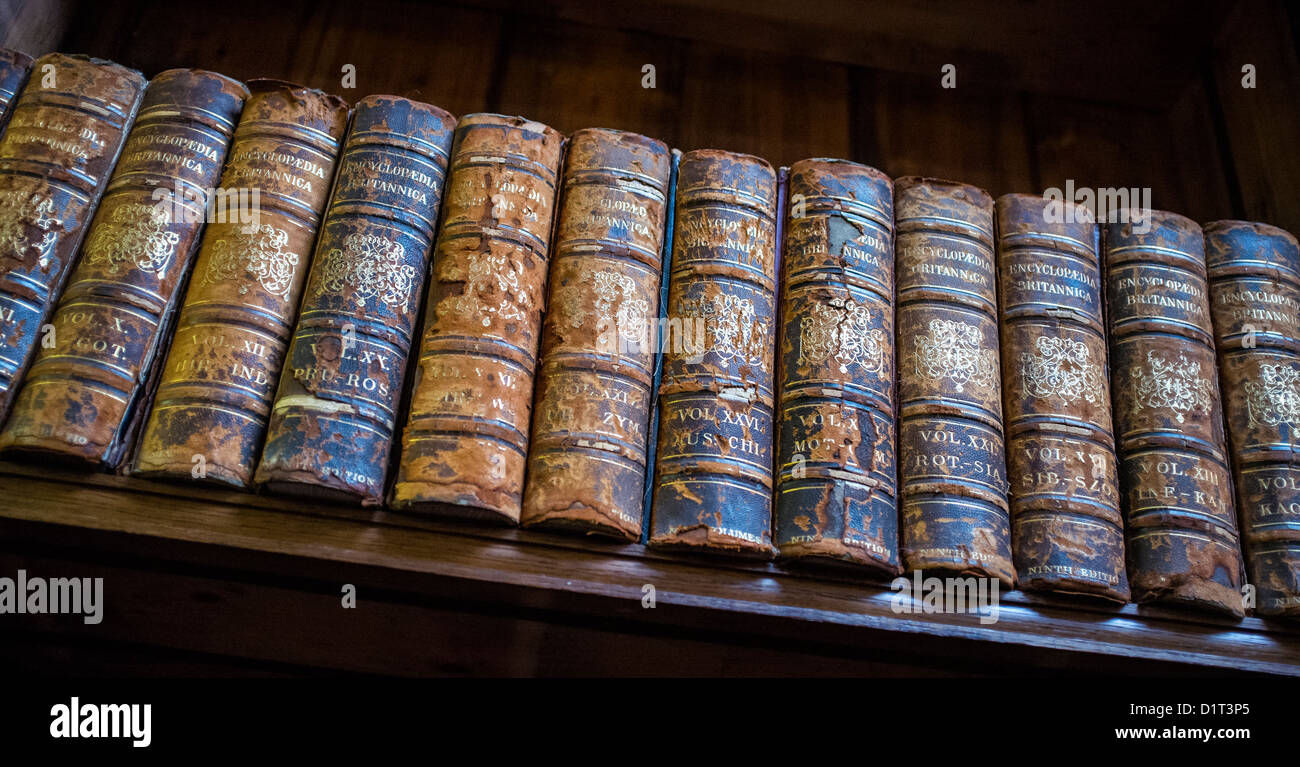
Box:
[6,0,1299,234]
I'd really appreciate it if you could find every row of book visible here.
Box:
[0,52,1296,621]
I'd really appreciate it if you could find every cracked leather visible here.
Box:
[133,79,348,488]
[254,95,456,505]
[773,158,899,575]
[1106,210,1245,617]
[521,128,672,540]
[648,149,778,558]
[895,177,1015,587]
[1205,219,1300,617]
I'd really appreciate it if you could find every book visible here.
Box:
[773,158,899,574]
[648,148,778,557]
[638,149,682,541]
[0,49,33,135]
[132,80,348,488]
[996,194,1128,601]
[253,95,456,505]
[520,127,672,539]
[0,53,146,424]
[1205,219,1300,617]
[389,113,564,523]
[1105,210,1245,617]
[0,69,247,467]
[895,177,1014,586]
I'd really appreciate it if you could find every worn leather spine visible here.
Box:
[0,49,34,136]
[996,194,1128,601]
[133,80,348,488]
[1106,211,1245,616]
[253,96,456,505]
[0,54,146,424]
[520,128,672,539]
[895,177,1014,586]
[639,148,682,539]
[1205,220,1300,617]
[648,149,778,557]
[0,70,247,468]
[390,113,564,523]
[773,159,898,574]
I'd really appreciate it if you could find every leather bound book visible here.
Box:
[773,159,898,574]
[390,114,564,523]
[895,177,1014,586]
[0,54,146,424]
[133,80,348,488]
[0,70,247,468]
[0,49,34,135]
[1205,220,1300,617]
[638,148,682,540]
[253,96,456,505]
[648,149,778,558]
[1106,210,1244,617]
[996,194,1128,601]
[520,128,672,539]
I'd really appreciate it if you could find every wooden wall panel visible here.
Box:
[460,0,1232,108]
[57,0,501,117]
[60,0,330,83]
[1028,97,1211,222]
[0,0,74,55]
[492,18,683,141]
[851,68,1034,196]
[676,44,851,169]
[1165,77,1236,225]
[1212,0,1300,235]
[292,0,502,118]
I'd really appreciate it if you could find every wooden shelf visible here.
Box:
[2,462,1297,675]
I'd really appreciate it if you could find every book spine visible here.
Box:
[773,159,899,574]
[253,96,456,505]
[639,148,682,542]
[133,79,349,488]
[1205,219,1300,617]
[1105,210,1245,616]
[520,128,672,539]
[996,194,1128,601]
[0,70,247,467]
[0,49,34,136]
[0,54,146,423]
[648,149,778,557]
[390,113,564,522]
[895,177,1014,585]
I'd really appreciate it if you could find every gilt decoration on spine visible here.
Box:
[774,159,898,573]
[390,113,564,523]
[254,95,456,505]
[0,70,247,468]
[996,194,1127,601]
[133,80,348,488]
[895,177,1013,586]
[1205,220,1300,617]
[0,54,146,423]
[648,149,778,557]
[521,128,671,539]
[1106,210,1244,617]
